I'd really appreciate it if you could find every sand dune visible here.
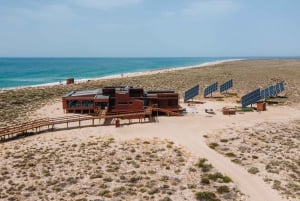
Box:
[1,59,300,200]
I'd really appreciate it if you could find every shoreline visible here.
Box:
[1,59,300,126]
[1,58,244,91]
[0,59,299,200]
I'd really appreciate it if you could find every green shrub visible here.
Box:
[220,139,228,143]
[195,191,219,201]
[209,143,219,149]
[98,190,111,197]
[222,176,232,183]
[225,152,236,157]
[196,158,213,172]
[205,173,232,183]
[201,177,210,185]
[216,185,230,194]
[248,167,259,174]
[160,197,172,201]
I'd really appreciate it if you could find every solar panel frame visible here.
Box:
[204,82,218,97]
[279,82,285,92]
[220,80,233,93]
[260,81,285,100]
[184,84,200,102]
[241,88,261,107]
[260,89,266,99]
[269,85,276,97]
[275,83,281,94]
[277,82,285,94]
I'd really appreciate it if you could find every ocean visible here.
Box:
[0,57,240,89]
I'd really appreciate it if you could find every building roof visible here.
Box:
[64,89,102,97]
[95,95,109,99]
[147,90,175,94]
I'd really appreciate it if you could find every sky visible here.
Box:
[0,0,300,57]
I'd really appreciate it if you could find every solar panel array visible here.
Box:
[204,82,218,97]
[260,82,285,99]
[277,81,285,94]
[260,87,270,99]
[220,80,233,93]
[184,84,200,102]
[269,85,276,96]
[241,88,261,107]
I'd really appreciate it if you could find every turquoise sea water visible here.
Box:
[0,57,240,89]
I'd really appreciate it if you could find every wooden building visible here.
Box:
[62,86,180,116]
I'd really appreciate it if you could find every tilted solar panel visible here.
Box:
[252,81,285,102]
[260,89,266,99]
[279,82,285,92]
[275,83,281,94]
[261,87,271,99]
[268,82,285,97]
[269,85,276,97]
[184,84,200,102]
[241,88,261,107]
[204,82,218,97]
[220,80,233,93]
[277,81,285,93]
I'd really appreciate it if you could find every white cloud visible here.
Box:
[161,11,176,18]
[0,4,76,24]
[73,0,142,10]
[181,0,238,17]
[25,4,76,21]
[161,0,239,18]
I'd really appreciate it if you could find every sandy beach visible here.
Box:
[1,59,300,201]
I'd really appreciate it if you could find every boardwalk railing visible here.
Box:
[0,107,182,142]
[0,110,154,141]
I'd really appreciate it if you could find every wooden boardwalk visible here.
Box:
[0,109,154,142]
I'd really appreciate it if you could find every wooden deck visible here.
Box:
[0,107,183,142]
[0,109,154,142]
[152,107,183,116]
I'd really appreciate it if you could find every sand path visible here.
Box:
[114,103,299,201]
[32,101,300,201]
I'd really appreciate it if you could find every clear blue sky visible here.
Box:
[0,0,299,57]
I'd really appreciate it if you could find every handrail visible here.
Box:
[0,109,155,141]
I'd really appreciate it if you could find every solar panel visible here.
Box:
[269,85,276,97]
[241,88,261,107]
[184,84,200,102]
[275,83,281,94]
[260,87,271,99]
[204,82,218,97]
[260,89,266,99]
[276,81,285,94]
[220,80,233,93]
[260,81,285,100]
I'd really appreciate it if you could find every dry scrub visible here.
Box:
[206,120,300,200]
[0,137,245,201]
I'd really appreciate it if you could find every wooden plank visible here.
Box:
[0,109,156,140]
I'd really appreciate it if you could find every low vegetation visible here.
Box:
[206,121,300,200]
[0,137,244,201]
